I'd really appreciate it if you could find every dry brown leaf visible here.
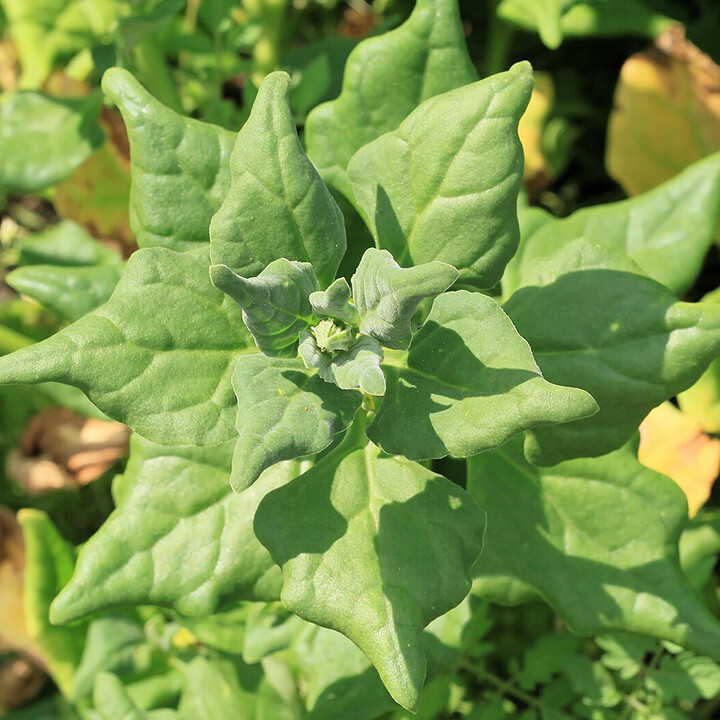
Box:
[0,657,46,712]
[606,25,720,196]
[8,407,130,494]
[639,401,720,517]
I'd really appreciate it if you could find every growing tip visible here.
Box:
[209,264,253,307]
[101,67,155,118]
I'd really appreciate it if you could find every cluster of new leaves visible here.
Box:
[3,0,720,713]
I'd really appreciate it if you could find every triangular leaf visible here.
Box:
[348,63,533,289]
[351,248,458,350]
[468,436,720,659]
[50,436,295,624]
[102,68,235,252]
[255,421,485,711]
[210,259,318,358]
[504,240,720,465]
[230,354,361,491]
[309,278,360,326]
[367,291,598,460]
[299,332,386,396]
[0,247,253,446]
[210,71,346,287]
[503,153,720,297]
[305,0,478,200]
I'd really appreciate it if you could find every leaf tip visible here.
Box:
[102,67,154,118]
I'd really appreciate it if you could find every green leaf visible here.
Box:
[497,0,577,48]
[309,278,360,326]
[680,512,720,591]
[230,354,361,491]
[305,0,478,200]
[73,617,153,699]
[17,221,121,267]
[93,672,174,720]
[243,603,305,664]
[367,291,598,461]
[0,0,119,87]
[102,68,236,252]
[50,435,294,624]
[348,64,533,289]
[648,653,720,703]
[299,332,386,396]
[17,509,86,697]
[177,656,294,720]
[210,71,346,288]
[678,287,720,433]
[351,248,458,350]
[468,436,720,658]
[504,240,720,465]
[255,420,485,711]
[503,153,720,298]
[210,259,318,358]
[7,264,124,322]
[0,91,104,193]
[0,247,253,446]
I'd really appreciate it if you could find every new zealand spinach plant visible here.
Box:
[2,0,720,716]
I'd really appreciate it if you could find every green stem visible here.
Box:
[244,0,290,85]
[484,1,515,76]
[459,660,573,719]
[133,37,184,114]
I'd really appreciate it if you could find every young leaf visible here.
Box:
[102,68,236,252]
[351,248,458,350]
[210,71,346,287]
[210,260,318,358]
[50,436,294,624]
[367,291,598,461]
[497,0,577,48]
[348,63,533,289]
[468,436,720,659]
[503,153,720,297]
[17,509,86,697]
[305,0,478,200]
[0,91,104,193]
[73,617,153,699]
[504,240,720,465]
[299,332,386,396]
[255,421,485,711]
[0,247,254,446]
[7,264,124,322]
[93,672,175,720]
[230,354,361,491]
[310,278,360,326]
[177,655,294,720]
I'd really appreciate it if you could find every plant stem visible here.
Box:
[244,0,290,86]
[133,37,184,114]
[459,660,573,719]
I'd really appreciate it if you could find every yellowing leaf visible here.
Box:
[53,110,135,256]
[0,509,32,661]
[518,71,554,196]
[607,26,720,196]
[639,402,720,517]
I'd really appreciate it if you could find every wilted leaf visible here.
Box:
[639,402,720,518]
[607,26,720,197]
